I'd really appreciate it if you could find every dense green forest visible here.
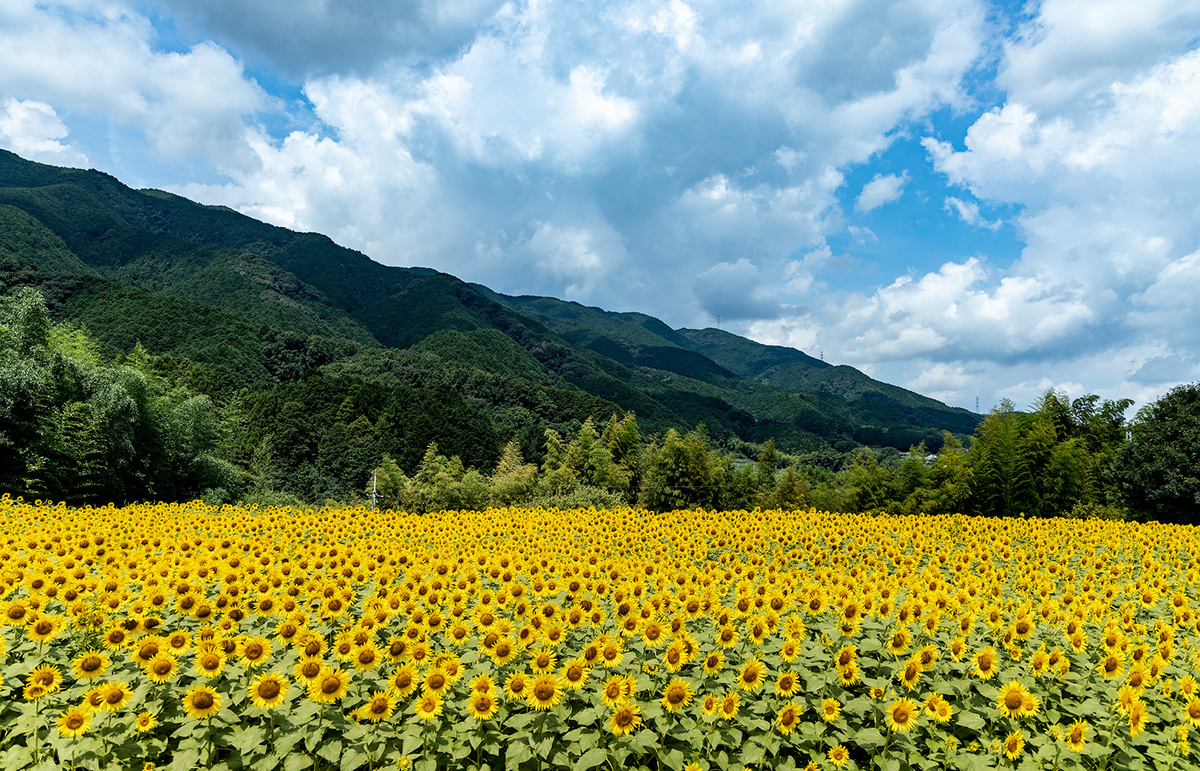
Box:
[3,286,1197,522]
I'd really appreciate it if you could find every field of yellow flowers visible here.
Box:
[0,495,1196,771]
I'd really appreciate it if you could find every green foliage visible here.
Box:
[1110,382,1200,524]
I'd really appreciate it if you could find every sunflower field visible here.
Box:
[1,495,1197,771]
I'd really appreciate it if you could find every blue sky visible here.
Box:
[2,0,1199,411]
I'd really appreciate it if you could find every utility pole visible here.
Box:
[371,469,377,511]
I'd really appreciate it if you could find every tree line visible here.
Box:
[3,287,1197,522]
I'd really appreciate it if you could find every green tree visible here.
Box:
[1110,382,1200,524]
[968,400,1039,518]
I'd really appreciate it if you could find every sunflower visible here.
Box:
[898,659,922,691]
[358,691,395,723]
[423,668,450,695]
[183,686,222,719]
[531,648,557,673]
[608,703,642,736]
[1097,653,1123,679]
[661,678,693,713]
[972,647,999,680]
[886,697,919,732]
[239,636,273,668]
[738,658,766,692]
[925,693,954,723]
[194,650,226,679]
[528,673,562,711]
[28,664,63,693]
[886,627,911,656]
[146,655,179,684]
[1004,731,1025,760]
[414,692,443,721]
[1128,699,1147,738]
[664,639,686,672]
[27,614,65,643]
[600,675,627,708]
[469,673,496,695]
[374,668,411,702]
[820,697,841,723]
[308,667,350,704]
[1184,697,1200,728]
[467,690,498,721]
[353,642,382,671]
[492,637,518,665]
[505,671,530,701]
[562,658,589,690]
[775,670,800,697]
[997,680,1033,719]
[250,672,289,709]
[1065,719,1087,752]
[838,662,860,686]
[702,650,724,675]
[776,702,801,735]
[719,692,741,720]
[134,711,158,733]
[827,744,850,767]
[57,706,92,738]
[294,656,324,687]
[701,693,718,716]
[98,680,134,712]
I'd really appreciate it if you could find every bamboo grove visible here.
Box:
[2,496,1199,771]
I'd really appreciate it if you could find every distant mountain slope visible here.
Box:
[0,149,979,452]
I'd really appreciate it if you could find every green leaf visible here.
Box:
[340,748,370,771]
[316,737,344,763]
[284,753,314,771]
[957,711,987,731]
[573,747,608,771]
[856,727,887,750]
[657,747,686,771]
[230,724,267,755]
[170,748,201,771]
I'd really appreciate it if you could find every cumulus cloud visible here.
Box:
[0,1,272,170]
[942,196,1000,230]
[14,0,1200,413]
[856,172,909,212]
[0,98,88,166]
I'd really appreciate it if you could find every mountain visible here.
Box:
[0,149,978,459]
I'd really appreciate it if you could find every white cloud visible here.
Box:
[942,196,1000,230]
[0,98,88,165]
[0,1,272,169]
[856,172,909,212]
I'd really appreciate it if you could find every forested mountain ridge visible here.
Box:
[0,149,983,507]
